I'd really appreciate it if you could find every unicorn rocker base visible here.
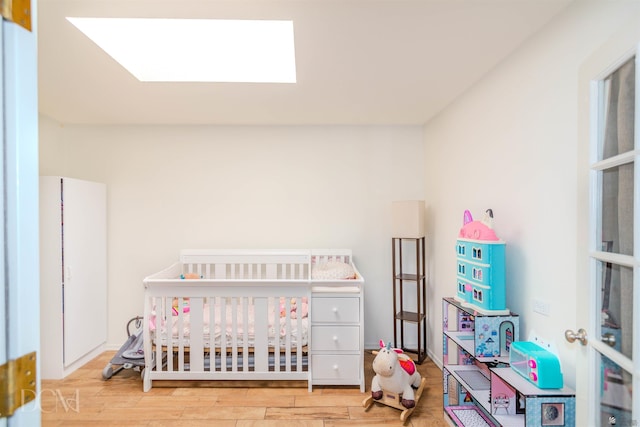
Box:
[362,341,427,423]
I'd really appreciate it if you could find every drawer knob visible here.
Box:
[332,307,338,313]
[332,336,338,341]
[332,364,339,370]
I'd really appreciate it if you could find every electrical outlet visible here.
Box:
[532,298,551,316]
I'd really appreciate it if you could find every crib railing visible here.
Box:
[311,249,353,266]
[143,284,311,392]
[180,249,311,280]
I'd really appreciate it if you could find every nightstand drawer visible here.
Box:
[311,354,360,379]
[311,297,359,323]
[311,326,360,351]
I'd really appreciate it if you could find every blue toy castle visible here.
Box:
[455,209,508,314]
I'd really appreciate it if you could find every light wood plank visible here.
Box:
[41,350,450,427]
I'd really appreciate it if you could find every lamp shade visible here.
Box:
[392,200,425,238]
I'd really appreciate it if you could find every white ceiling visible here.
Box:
[37,0,573,126]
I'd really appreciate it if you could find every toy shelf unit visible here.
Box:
[443,366,576,427]
[488,367,575,427]
[442,297,518,365]
[392,236,427,364]
[442,297,575,427]
[442,297,519,426]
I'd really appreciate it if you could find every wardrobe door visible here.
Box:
[62,178,107,366]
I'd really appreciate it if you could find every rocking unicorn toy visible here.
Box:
[362,340,427,423]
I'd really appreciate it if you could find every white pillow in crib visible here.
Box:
[311,261,356,280]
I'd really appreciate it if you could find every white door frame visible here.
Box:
[1,4,41,426]
[0,16,6,427]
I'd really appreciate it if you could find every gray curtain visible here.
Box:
[602,57,634,360]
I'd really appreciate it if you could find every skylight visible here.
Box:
[66,18,297,83]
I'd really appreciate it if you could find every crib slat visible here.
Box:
[220,301,227,372]
[165,298,173,372]
[177,297,185,371]
[241,297,249,372]
[189,298,204,371]
[288,297,294,372]
[230,298,238,372]
[254,297,268,371]
[213,297,221,372]
[154,297,163,374]
[208,300,214,371]
[296,296,302,372]
[284,298,292,371]
[265,264,275,279]
[273,297,280,372]
[214,264,224,279]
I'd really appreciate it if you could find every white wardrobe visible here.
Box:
[40,176,107,379]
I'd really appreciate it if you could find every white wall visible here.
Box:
[39,1,640,388]
[38,118,425,349]
[423,0,640,389]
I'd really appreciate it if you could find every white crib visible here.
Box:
[142,249,364,392]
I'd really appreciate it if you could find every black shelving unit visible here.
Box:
[392,236,426,364]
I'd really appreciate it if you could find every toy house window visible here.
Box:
[458,245,465,255]
[472,247,482,260]
[472,268,483,281]
[458,282,465,293]
[458,264,465,275]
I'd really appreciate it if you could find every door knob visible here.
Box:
[565,328,588,345]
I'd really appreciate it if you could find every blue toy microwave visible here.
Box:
[509,341,563,389]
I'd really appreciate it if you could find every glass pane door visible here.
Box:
[590,55,637,426]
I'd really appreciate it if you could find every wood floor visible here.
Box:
[40,350,449,427]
